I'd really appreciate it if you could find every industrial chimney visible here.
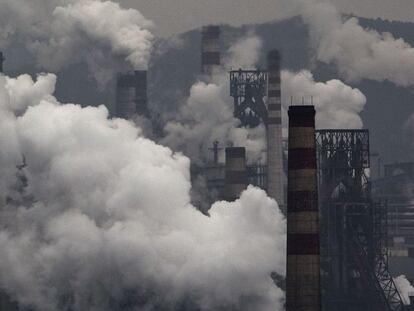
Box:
[286,105,321,311]
[224,147,247,201]
[201,25,221,76]
[266,50,285,212]
[115,70,148,119]
[0,52,4,73]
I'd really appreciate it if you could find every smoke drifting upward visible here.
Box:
[394,275,414,305]
[297,0,414,87]
[0,72,286,310]
[282,70,366,129]
[0,0,153,87]
[161,35,267,165]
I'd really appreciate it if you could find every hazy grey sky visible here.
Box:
[119,0,414,37]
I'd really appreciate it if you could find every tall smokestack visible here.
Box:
[286,105,321,311]
[267,50,285,211]
[201,25,221,76]
[0,52,4,73]
[224,147,247,201]
[115,70,148,119]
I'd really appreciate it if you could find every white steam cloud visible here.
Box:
[394,275,414,305]
[0,72,286,311]
[162,34,267,165]
[282,70,366,129]
[296,0,414,87]
[162,33,368,164]
[0,0,153,87]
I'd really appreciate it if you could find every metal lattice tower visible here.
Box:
[316,129,404,311]
[229,69,268,128]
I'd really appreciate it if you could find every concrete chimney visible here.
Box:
[266,50,285,212]
[0,52,4,73]
[286,105,321,311]
[115,70,148,119]
[224,147,247,201]
[201,26,221,76]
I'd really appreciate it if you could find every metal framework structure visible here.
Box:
[316,129,404,311]
[229,70,268,128]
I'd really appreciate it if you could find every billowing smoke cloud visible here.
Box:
[0,72,286,311]
[0,0,153,87]
[296,0,414,87]
[224,32,262,70]
[162,32,368,164]
[282,70,366,129]
[161,35,267,165]
[394,275,414,305]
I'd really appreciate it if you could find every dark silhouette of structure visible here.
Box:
[115,70,148,119]
[0,52,4,73]
[316,129,405,311]
[287,105,321,311]
[201,26,221,76]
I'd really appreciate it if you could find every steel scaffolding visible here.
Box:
[229,70,268,128]
[316,129,404,311]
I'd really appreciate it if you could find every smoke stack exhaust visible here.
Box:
[224,147,247,201]
[115,70,148,119]
[286,105,321,311]
[201,25,221,76]
[266,49,285,212]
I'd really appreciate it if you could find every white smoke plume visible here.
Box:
[296,0,414,87]
[0,0,153,87]
[282,70,366,129]
[394,275,414,305]
[0,72,286,311]
[161,34,267,165]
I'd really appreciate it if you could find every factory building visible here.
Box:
[115,70,148,119]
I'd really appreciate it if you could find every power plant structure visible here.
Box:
[316,129,405,311]
[201,26,221,76]
[115,70,148,119]
[227,50,286,209]
[286,105,321,311]
[198,25,413,310]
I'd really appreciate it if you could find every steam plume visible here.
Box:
[161,34,267,165]
[0,0,153,87]
[297,0,414,87]
[282,70,366,129]
[0,72,286,311]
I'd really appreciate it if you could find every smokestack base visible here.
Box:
[224,147,247,201]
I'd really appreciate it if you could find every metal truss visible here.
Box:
[229,69,268,128]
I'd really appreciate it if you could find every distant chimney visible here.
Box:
[0,52,4,73]
[266,49,285,212]
[201,25,221,76]
[224,147,247,201]
[286,105,321,311]
[115,70,148,119]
